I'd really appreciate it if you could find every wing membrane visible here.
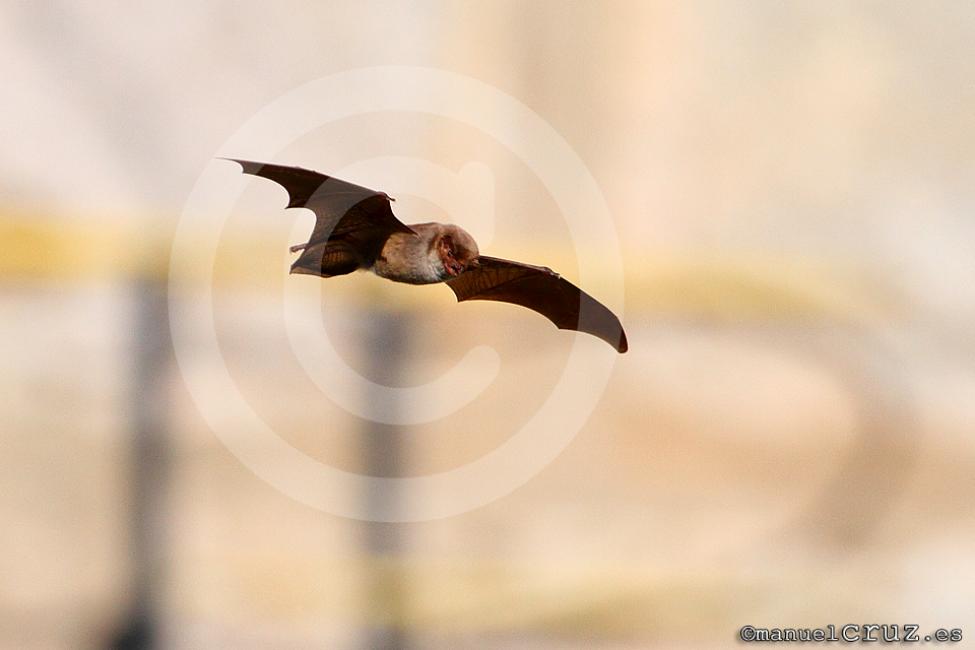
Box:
[226,159,415,276]
[447,256,627,353]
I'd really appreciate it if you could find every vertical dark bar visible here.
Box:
[110,277,170,650]
[361,308,409,650]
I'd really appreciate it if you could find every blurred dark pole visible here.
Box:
[110,277,170,650]
[10,8,180,648]
[361,308,410,650]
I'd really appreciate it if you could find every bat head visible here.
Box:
[435,224,480,278]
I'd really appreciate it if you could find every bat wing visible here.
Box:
[226,159,416,276]
[446,256,628,353]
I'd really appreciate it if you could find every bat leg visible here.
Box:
[289,243,308,253]
[290,241,363,278]
[290,257,360,277]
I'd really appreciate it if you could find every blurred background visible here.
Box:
[2,1,974,648]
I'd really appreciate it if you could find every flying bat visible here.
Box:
[226,159,627,353]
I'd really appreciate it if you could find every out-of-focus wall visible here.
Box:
[2,2,974,649]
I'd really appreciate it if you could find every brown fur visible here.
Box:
[373,223,479,284]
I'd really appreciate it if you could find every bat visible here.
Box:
[226,159,628,353]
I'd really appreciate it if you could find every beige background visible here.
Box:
[2,1,974,648]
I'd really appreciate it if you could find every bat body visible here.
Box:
[227,159,627,353]
[371,222,479,285]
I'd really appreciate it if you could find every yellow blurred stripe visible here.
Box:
[0,216,137,280]
[0,214,893,321]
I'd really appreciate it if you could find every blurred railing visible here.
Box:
[1,213,917,648]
